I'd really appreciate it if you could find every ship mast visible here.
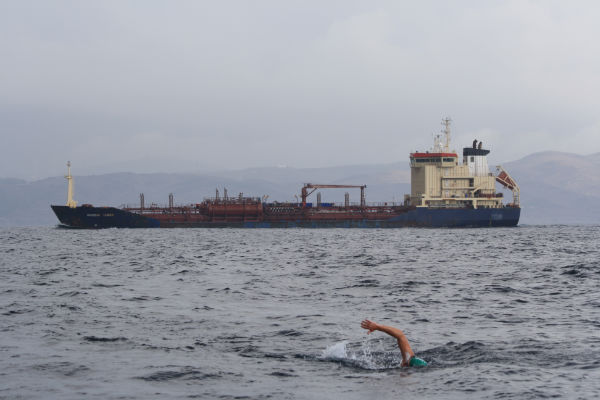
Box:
[65,161,77,208]
[442,117,452,152]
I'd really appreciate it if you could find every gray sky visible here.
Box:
[2,0,599,179]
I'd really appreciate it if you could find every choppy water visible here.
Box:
[1,226,599,399]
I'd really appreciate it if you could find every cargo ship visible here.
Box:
[51,119,520,228]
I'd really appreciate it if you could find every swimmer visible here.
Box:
[361,319,428,367]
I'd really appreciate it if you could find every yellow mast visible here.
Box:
[65,161,77,208]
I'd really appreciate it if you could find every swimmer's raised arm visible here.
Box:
[361,319,415,366]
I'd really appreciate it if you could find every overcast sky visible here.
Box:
[1,1,599,179]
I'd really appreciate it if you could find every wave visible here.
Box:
[136,367,223,382]
[83,335,128,342]
[32,361,90,377]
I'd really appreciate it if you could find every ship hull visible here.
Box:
[51,205,520,229]
[51,205,160,228]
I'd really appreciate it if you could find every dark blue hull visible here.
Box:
[51,205,520,228]
[51,206,160,228]
[243,207,520,228]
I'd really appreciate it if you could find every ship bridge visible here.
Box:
[408,119,518,209]
[410,152,458,167]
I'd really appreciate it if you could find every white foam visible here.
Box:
[321,340,389,370]
[320,339,400,369]
[321,340,349,359]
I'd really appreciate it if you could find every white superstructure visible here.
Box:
[409,119,519,209]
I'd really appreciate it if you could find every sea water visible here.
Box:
[1,226,599,399]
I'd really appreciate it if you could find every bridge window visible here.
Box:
[415,157,442,163]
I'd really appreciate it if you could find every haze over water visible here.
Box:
[1,226,599,399]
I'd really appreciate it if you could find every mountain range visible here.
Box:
[1,151,598,226]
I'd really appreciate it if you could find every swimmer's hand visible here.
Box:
[361,319,380,334]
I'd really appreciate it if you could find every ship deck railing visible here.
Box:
[202,197,262,204]
[122,201,412,214]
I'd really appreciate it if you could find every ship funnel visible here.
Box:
[463,147,491,177]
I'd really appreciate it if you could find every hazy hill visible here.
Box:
[1,151,599,226]
[504,151,600,197]
[503,152,600,224]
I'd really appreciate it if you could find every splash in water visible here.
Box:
[320,340,402,370]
